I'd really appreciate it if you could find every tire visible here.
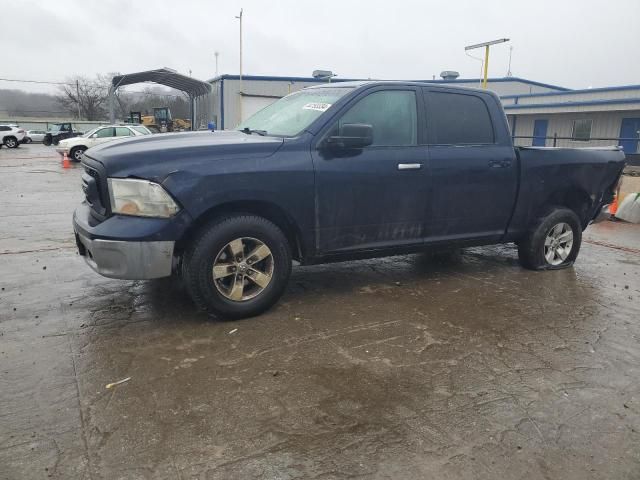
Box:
[43,135,52,146]
[70,146,86,162]
[4,136,18,148]
[182,215,292,319]
[517,207,582,270]
[25,137,32,144]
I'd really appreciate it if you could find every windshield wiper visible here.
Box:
[240,127,267,136]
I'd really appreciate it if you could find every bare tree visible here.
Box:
[56,74,111,121]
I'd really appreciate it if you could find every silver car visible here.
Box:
[24,130,47,143]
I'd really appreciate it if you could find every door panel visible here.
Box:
[426,145,518,240]
[532,119,548,147]
[423,89,518,242]
[313,147,428,252]
[312,88,429,253]
[619,118,640,154]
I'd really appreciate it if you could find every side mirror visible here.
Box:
[324,123,373,150]
[91,134,98,138]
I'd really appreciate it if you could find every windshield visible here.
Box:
[237,87,353,136]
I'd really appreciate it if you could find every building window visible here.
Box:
[572,119,592,141]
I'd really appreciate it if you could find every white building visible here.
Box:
[504,86,640,156]
[208,74,640,161]
[208,74,565,130]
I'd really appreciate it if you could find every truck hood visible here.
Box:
[85,130,284,180]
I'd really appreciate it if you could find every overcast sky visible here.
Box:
[3,0,639,94]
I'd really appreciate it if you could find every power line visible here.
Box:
[0,77,73,85]
[0,77,187,97]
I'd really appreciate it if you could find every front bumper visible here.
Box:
[75,231,174,279]
[55,146,69,155]
[73,202,192,280]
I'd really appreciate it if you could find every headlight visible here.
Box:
[107,178,180,218]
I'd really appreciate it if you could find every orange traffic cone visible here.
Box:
[62,152,71,169]
[609,185,621,216]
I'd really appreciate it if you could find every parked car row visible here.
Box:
[0,123,152,162]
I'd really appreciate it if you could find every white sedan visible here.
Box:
[56,124,152,162]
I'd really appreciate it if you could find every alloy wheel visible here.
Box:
[544,222,573,266]
[212,237,274,301]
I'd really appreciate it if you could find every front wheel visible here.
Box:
[182,215,292,319]
[70,146,86,162]
[4,137,18,148]
[517,207,582,270]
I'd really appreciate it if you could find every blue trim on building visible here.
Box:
[504,97,640,110]
[419,76,570,91]
[206,74,569,91]
[501,84,640,100]
[208,74,360,83]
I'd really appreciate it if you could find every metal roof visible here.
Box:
[208,74,569,91]
[112,68,212,97]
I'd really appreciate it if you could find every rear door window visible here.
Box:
[425,91,494,145]
[115,127,132,137]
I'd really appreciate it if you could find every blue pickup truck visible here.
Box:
[73,81,625,318]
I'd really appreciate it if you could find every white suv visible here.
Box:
[0,125,26,148]
[56,124,152,161]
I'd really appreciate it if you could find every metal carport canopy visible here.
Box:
[109,68,212,127]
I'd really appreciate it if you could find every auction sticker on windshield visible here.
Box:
[303,103,332,112]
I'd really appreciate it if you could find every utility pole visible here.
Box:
[465,38,510,89]
[235,8,243,121]
[75,79,81,119]
[214,51,219,77]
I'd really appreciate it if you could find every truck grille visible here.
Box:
[82,164,108,218]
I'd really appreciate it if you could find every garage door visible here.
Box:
[240,96,279,122]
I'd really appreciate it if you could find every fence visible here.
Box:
[513,134,638,149]
[513,135,640,166]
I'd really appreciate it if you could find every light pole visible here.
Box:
[235,9,243,88]
[214,51,219,77]
[464,38,509,89]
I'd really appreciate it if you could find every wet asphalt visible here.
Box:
[1,144,639,479]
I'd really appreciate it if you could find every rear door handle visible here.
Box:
[489,159,512,168]
[397,163,422,170]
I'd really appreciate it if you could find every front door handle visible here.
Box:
[397,163,422,170]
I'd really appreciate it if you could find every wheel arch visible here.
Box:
[176,200,306,262]
[538,187,593,228]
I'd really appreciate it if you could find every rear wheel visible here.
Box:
[182,215,292,319]
[517,207,582,270]
[43,135,52,146]
[70,146,86,162]
[4,136,18,148]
